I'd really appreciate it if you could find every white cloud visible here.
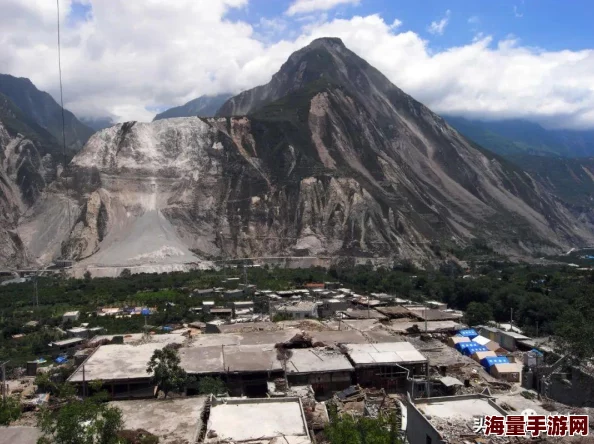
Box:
[468,16,480,25]
[428,10,451,36]
[286,0,359,16]
[1,2,594,130]
[514,5,524,18]
[390,19,403,30]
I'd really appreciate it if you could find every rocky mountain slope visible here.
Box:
[153,94,232,121]
[14,38,594,273]
[0,91,65,267]
[0,75,94,152]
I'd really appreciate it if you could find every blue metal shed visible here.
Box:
[480,356,510,369]
[457,329,479,339]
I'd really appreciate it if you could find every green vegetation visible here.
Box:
[325,405,402,444]
[3,261,594,369]
[146,346,187,398]
[37,397,123,444]
[0,396,22,425]
[196,376,226,395]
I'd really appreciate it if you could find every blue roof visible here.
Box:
[141,308,151,316]
[55,356,68,364]
[480,356,510,368]
[464,345,489,355]
[458,329,479,338]
[530,349,544,356]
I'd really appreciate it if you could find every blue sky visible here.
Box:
[224,0,594,51]
[4,0,592,126]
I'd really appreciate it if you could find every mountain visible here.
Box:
[445,116,594,158]
[15,38,594,274]
[0,91,67,267]
[153,94,232,121]
[0,74,94,151]
[80,116,116,132]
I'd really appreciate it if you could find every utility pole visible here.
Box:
[82,365,86,399]
[424,305,427,333]
[510,308,513,331]
[1,360,9,405]
[34,274,39,307]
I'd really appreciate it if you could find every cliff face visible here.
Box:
[13,38,594,272]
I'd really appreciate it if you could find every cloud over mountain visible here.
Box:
[1,0,593,129]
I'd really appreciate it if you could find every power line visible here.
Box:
[56,0,71,235]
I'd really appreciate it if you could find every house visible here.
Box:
[471,350,496,363]
[193,288,215,298]
[67,327,90,339]
[447,335,470,348]
[202,301,215,314]
[284,348,354,396]
[272,302,318,320]
[342,342,427,391]
[319,298,348,317]
[491,363,521,382]
[62,311,80,322]
[210,308,233,318]
[224,289,245,298]
[406,393,508,444]
[424,300,448,310]
[49,337,85,356]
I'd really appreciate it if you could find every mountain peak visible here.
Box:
[307,37,346,50]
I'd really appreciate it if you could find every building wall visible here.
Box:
[543,367,594,407]
[406,395,443,444]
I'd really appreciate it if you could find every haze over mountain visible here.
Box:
[153,94,232,121]
[80,117,116,132]
[14,38,594,275]
[446,116,594,159]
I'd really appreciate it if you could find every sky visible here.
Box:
[1,0,593,129]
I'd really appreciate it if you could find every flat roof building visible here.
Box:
[111,398,207,444]
[343,342,427,390]
[205,397,310,444]
[285,348,354,396]
[407,394,508,444]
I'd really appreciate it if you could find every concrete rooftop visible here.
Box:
[0,427,40,444]
[286,348,354,374]
[206,398,310,443]
[417,397,503,421]
[69,342,167,382]
[344,342,427,366]
[110,397,207,444]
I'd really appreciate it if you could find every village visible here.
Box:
[1,278,593,444]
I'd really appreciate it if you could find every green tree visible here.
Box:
[0,396,22,425]
[464,302,493,326]
[146,346,187,398]
[325,408,402,444]
[197,376,226,395]
[120,269,132,278]
[37,397,123,444]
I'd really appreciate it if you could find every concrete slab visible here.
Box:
[69,342,167,382]
[179,345,224,374]
[0,427,41,444]
[344,342,427,366]
[419,398,502,420]
[110,397,207,444]
[286,348,354,374]
[222,345,282,372]
[309,330,368,345]
[206,398,309,443]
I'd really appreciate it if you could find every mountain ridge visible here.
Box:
[154,93,232,121]
[10,37,594,273]
[0,74,94,151]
